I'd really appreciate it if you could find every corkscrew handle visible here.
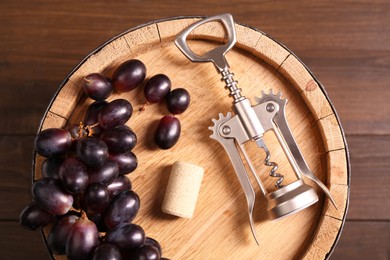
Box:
[175,13,236,72]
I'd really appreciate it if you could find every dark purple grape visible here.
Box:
[101,126,137,154]
[77,137,109,167]
[87,212,107,233]
[105,223,145,250]
[124,244,160,260]
[145,237,162,257]
[59,157,89,194]
[35,128,72,157]
[107,175,132,197]
[92,243,121,260]
[66,218,99,260]
[41,157,64,179]
[32,178,73,215]
[98,99,133,129]
[166,88,190,114]
[19,202,54,230]
[84,101,108,125]
[84,183,111,214]
[109,152,138,174]
[104,190,140,229]
[89,159,119,185]
[83,73,113,101]
[154,116,181,150]
[47,213,79,254]
[113,59,146,93]
[144,74,171,103]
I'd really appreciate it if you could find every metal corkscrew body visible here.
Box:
[175,13,336,245]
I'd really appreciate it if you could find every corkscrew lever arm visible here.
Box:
[254,95,337,208]
[274,115,337,208]
[210,113,259,245]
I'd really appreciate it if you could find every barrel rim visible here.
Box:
[32,15,350,259]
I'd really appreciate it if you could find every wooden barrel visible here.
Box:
[33,16,350,259]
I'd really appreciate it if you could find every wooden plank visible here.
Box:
[327,149,348,186]
[0,82,58,135]
[0,136,35,220]
[317,115,345,152]
[278,55,334,121]
[0,221,49,259]
[323,184,349,221]
[157,19,194,42]
[40,111,67,131]
[253,34,290,70]
[299,48,390,135]
[235,24,262,52]
[347,135,390,220]
[303,215,342,260]
[331,220,390,260]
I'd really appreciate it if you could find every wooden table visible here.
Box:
[0,1,388,259]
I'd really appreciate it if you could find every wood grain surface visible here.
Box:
[0,1,388,259]
[32,18,348,259]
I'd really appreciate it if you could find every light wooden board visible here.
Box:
[33,17,349,259]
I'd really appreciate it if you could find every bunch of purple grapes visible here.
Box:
[143,74,190,150]
[20,59,165,260]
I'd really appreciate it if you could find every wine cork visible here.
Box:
[161,161,204,218]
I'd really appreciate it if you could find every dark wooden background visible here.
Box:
[1,1,389,259]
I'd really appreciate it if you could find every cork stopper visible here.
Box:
[161,161,204,218]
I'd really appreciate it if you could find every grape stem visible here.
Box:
[77,122,85,137]
[83,77,91,84]
[80,210,87,220]
[138,102,149,114]
[75,121,100,139]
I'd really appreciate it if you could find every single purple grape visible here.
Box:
[83,73,113,101]
[105,223,145,250]
[113,59,146,93]
[84,183,111,214]
[100,126,137,154]
[19,202,54,230]
[47,213,79,254]
[59,157,89,194]
[66,218,99,260]
[145,237,162,256]
[154,116,181,150]
[109,152,138,174]
[144,74,171,103]
[92,243,121,260]
[107,175,132,197]
[77,137,109,167]
[166,88,190,114]
[98,99,133,129]
[123,244,160,260]
[32,178,73,215]
[104,190,140,229]
[34,128,72,157]
[88,159,119,186]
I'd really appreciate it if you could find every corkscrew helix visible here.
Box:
[175,14,336,245]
